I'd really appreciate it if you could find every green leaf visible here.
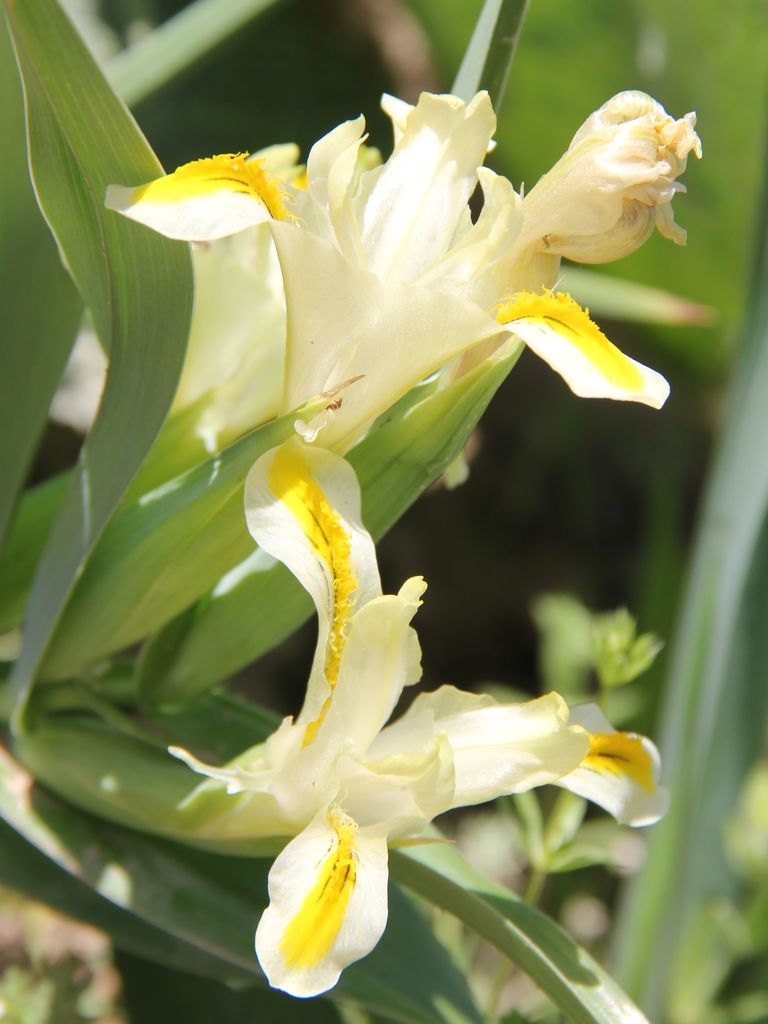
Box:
[451,0,529,111]
[0,474,67,636]
[3,0,194,722]
[116,951,346,1024]
[392,841,650,1024]
[106,0,284,108]
[560,267,715,327]
[0,22,81,551]
[0,818,247,983]
[0,741,481,1024]
[612,130,768,1015]
[137,346,521,708]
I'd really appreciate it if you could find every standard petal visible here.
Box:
[245,441,381,728]
[271,221,501,450]
[558,703,669,826]
[105,153,290,241]
[497,290,669,408]
[255,809,389,997]
[359,91,496,282]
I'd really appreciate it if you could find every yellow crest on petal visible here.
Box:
[582,731,654,791]
[497,290,645,394]
[280,810,358,968]
[268,446,358,745]
[136,153,290,220]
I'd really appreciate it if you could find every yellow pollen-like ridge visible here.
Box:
[136,153,290,220]
[582,731,654,791]
[280,811,358,969]
[267,447,358,746]
[496,289,645,393]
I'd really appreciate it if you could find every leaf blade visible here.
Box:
[4,0,194,721]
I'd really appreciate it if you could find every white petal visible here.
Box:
[321,577,427,752]
[172,224,285,450]
[498,291,669,408]
[381,687,590,807]
[256,809,389,997]
[360,91,496,281]
[106,153,290,242]
[416,167,523,307]
[245,441,381,727]
[558,704,669,827]
[271,221,500,450]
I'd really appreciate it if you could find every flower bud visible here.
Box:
[513,91,702,271]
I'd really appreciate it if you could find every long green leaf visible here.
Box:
[0,741,480,1024]
[0,21,81,551]
[3,0,193,720]
[561,267,715,327]
[612,125,768,1015]
[451,0,529,110]
[137,346,520,708]
[392,842,650,1024]
[106,0,284,108]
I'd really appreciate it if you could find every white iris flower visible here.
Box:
[170,441,669,998]
[106,90,700,450]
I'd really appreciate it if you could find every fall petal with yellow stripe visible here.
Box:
[106,88,700,448]
[255,810,389,998]
[557,704,670,827]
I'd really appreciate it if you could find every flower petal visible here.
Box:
[497,290,669,408]
[245,441,381,731]
[359,91,496,282]
[106,153,290,241]
[321,577,427,752]
[377,687,590,807]
[255,809,389,997]
[271,221,500,449]
[558,703,669,826]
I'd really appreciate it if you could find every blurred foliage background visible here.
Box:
[5,0,768,1021]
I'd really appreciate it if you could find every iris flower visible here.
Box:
[171,441,669,998]
[107,89,700,451]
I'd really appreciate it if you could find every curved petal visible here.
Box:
[558,703,669,826]
[245,441,381,727]
[106,153,291,241]
[359,91,496,282]
[320,577,427,752]
[256,809,389,997]
[377,686,590,807]
[497,290,669,408]
[416,167,523,307]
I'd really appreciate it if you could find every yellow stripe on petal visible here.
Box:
[280,811,358,969]
[496,290,669,408]
[498,290,644,392]
[268,446,358,744]
[135,153,290,220]
[582,731,654,791]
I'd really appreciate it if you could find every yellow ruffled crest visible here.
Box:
[497,289,646,394]
[280,810,358,968]
[136,153,291,220]
[267,446,358,744]
[582,731,654,791]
